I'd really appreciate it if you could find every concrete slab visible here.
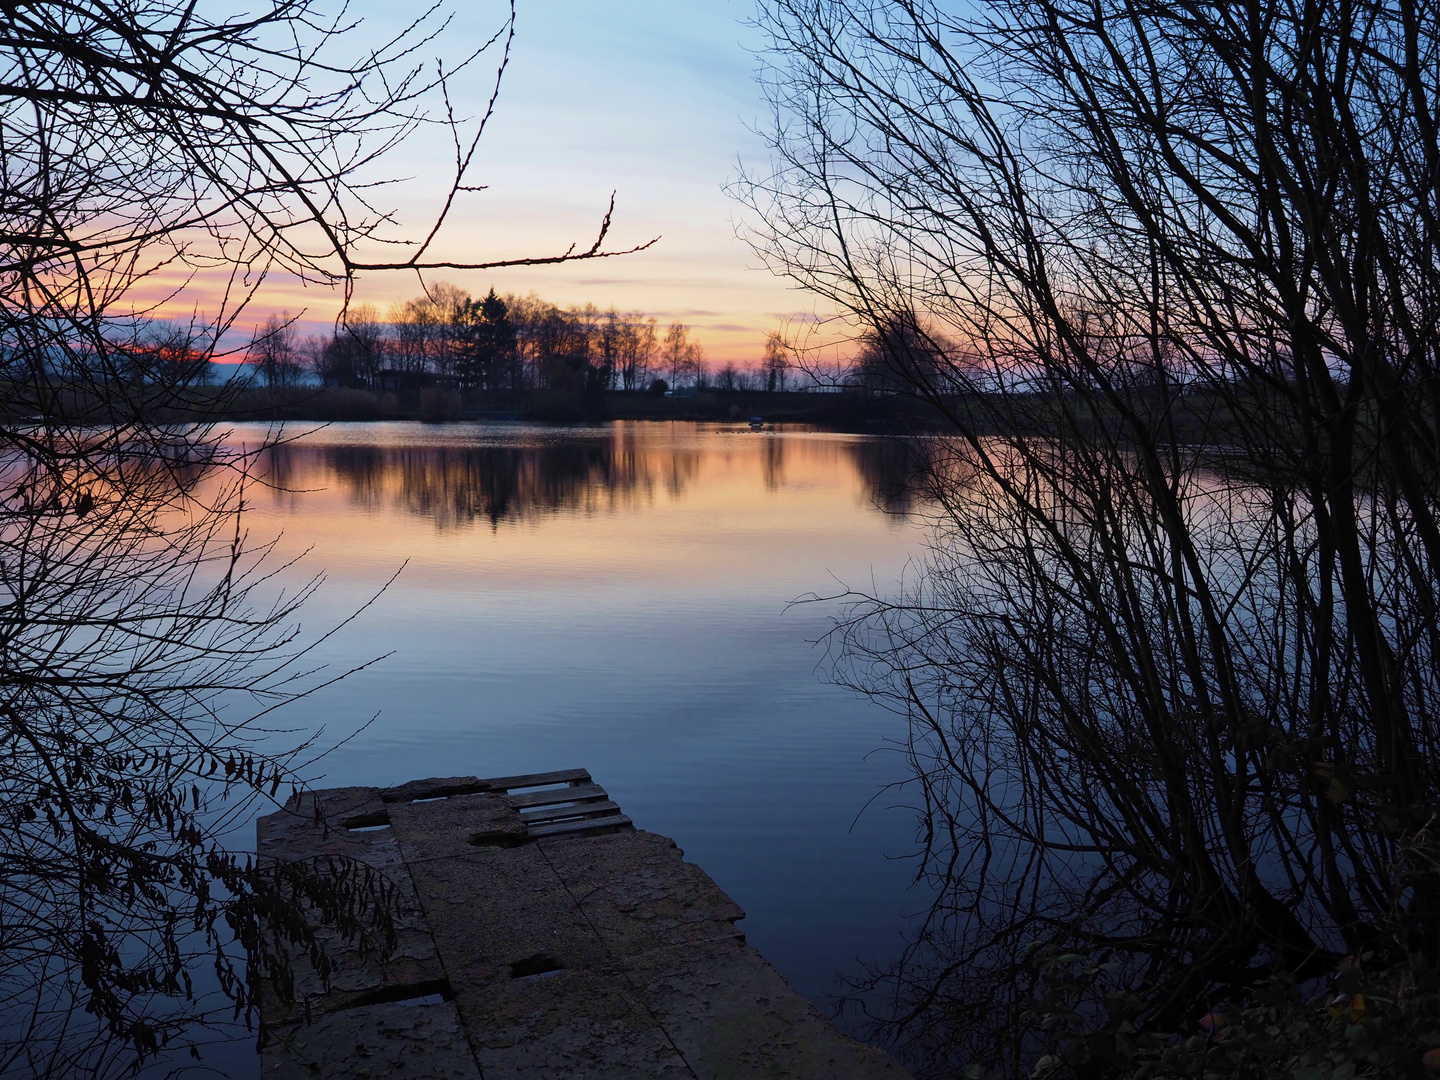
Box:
[539,830,747,954]
[258,793,446,1025]
[403,848,615,979]
[620,938,910,1080]
[261,999,480,1080]
[257,770,909,1080]
[455,974,686,1079]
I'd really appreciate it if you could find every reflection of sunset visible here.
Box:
[201,426,930,1032]
[223,421,927,590]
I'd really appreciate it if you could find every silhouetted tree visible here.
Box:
[247,313,304,387]
[663,322,706,390]
[663,322,689,389]
[0,0,650,1074]
[389,283,470,376]
[718,362,745,391]
[597,307,623,391]
[619,314,658,391]
[847,317,951,396]
[456,288,517,390]
[742,0,1440,1073]
[688,345,709,391]
[110,322,213,387]
[313,304,389,388]
[762,332,792,391]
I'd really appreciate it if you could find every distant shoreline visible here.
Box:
[164,384,943,433]
[7,381,1259,445]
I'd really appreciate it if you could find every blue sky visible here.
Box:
[251,0,816,366]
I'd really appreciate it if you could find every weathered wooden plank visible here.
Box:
[479,767,590,791]
[503,782,609,808]
[519,799,624,824]
[525,813,633,840]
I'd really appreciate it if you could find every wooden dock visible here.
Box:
[257,768,911,1079]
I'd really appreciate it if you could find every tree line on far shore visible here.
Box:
[247,285,796,394]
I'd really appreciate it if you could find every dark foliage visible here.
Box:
[0,0,644,1074]
[739,0,1440,1073]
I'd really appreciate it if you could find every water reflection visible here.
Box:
[186,420,942,1079]
[847,436,932,517]
[258,423,927,528]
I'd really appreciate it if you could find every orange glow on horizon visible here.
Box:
[126,266,811,370]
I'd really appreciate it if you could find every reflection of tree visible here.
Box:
[262,437,705,529]
[759,436,786,492]
[262,430,938,528]
[846,438,933,517]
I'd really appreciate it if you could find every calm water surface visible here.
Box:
[221,419,933,1064]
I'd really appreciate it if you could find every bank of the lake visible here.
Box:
[184,383,942,429]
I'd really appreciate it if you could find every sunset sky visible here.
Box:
[228,0,818,368]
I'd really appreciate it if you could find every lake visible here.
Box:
[205,419,935,1071]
